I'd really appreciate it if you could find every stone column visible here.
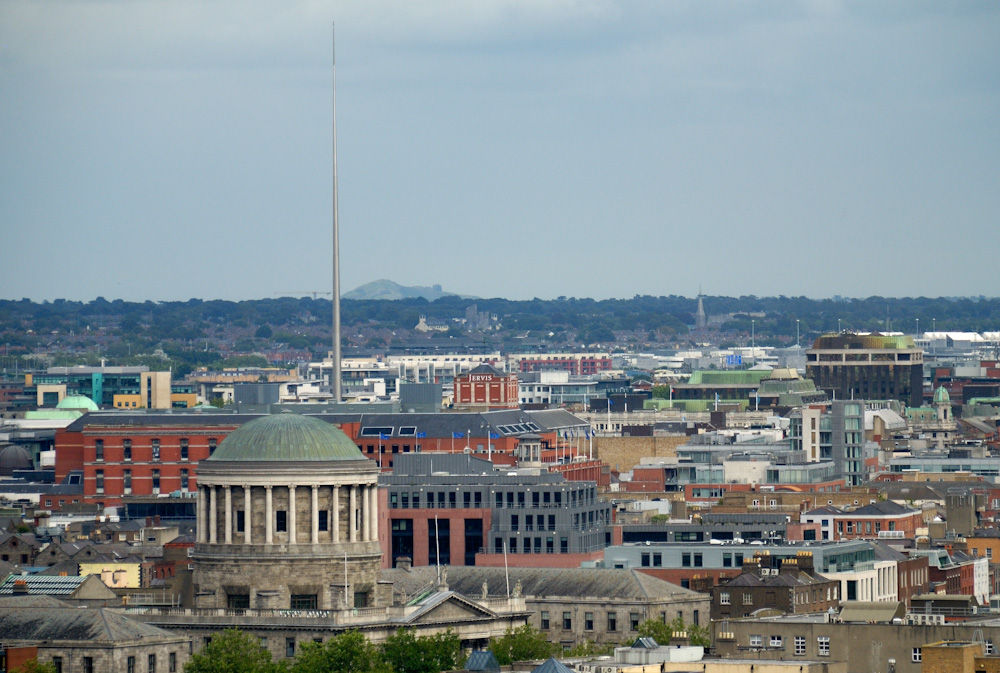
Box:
[197,486,206,543]
[362,485,371,542]
[288,485,297,544]
[311,485,319,544]
[243,485,252,544]
[369,483,379,542]
[332,485,340,543]
[349,485,357,542]
[224,486,232,544]
[265,486,273,545]
[209,486,218,544]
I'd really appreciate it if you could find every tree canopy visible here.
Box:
[184,628,287,673]
[489,624,558,665]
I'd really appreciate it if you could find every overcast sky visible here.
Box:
[2,1,997,303]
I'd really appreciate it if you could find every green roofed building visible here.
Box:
[662,368,826,412]
[806,333,924,407]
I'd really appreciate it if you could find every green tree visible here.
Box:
[563,639,615,657]
[381,628,462,673]
[11,661,57,673]
[184,628,286,673]
[637,616,710,649]
[489,624,557,665]
[291,631,390,673]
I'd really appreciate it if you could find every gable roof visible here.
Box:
[0,602,179,642]
[532,658,575,673]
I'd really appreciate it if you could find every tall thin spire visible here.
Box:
[331,23,342,402]
[695,287,707,330]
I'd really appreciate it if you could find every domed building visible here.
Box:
[0,444,33,476]
[193,413,388,610]
[56,395,100,413]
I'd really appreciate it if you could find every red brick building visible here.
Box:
[831,501,923,541]
[453,365,518,409]
[56,415,245,507]
[510,352,612,376]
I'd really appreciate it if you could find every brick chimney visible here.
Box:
[12,579,28,595]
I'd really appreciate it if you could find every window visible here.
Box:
[653,553,662,567]
[123,469,132,494]
[563,612,572,630]
[794,637,806,656]
[541,611,550,629]
[989,548,994,559]
[236,510,245,533]
[818,636,830,656]
[128,657,136,673]
[607,612,617,632]
[148,653,157,672]
[52,658,63,673]
[986,640,994,655]
[694,553,703,567]
[912,648,921,663]
[95,440,104,462]
[319,510,328,531]
[286,638,296,658]
[169,652,177,672]
[749,635,762,648]
[123,439,132,461]
[641,553,650,567]
[208,437,217,455]
[743,593,752,606]
[152,438,160,461]
[585,612,594,630]
[682,553,691,567]
[630,612,640,631]
[180,438,189,460]
[720,591,731,605]
[181,469,189,490]
[770,635,782,647]
[96,470,104,494]
[152,469,161,493]
[291,594,317,610]
[276,511,287,532]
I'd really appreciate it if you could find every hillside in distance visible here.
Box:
[343,279,474,301]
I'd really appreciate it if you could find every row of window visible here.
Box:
[94,437,217,462]
[540,610,636,632]
[51,652,177,673]
[746,635,926,662]
[387,489,598,510]
[94,469,188,494]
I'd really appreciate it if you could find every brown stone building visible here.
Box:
[709,552,840,622]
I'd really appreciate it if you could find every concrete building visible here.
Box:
[806,333,924,407]
[379,453,611,569]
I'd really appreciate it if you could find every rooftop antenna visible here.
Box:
[331,23,342,403]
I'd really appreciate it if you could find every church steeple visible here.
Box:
[695,286,707,329]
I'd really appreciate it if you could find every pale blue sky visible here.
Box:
[1,1,997,302]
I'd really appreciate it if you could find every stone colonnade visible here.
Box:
[196,481,378,545]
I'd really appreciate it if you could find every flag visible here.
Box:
[379,433,390,440]
[452,432,464,439]
[416,432,426,438]
[489,432,499,439]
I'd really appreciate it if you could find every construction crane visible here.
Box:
[275,291,333,299]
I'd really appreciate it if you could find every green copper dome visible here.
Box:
[933,386,950,405]
[208,413,364,462]
[56,394,99,411]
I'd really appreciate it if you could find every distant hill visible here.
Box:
[343,279,474,301]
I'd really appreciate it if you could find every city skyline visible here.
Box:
[2,1,998,303]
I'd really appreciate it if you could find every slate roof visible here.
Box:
[383,566,704,601]
[465,651,500,673]
[849,501,916,516]
[0,600,180,642]
[532,658,575,673]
